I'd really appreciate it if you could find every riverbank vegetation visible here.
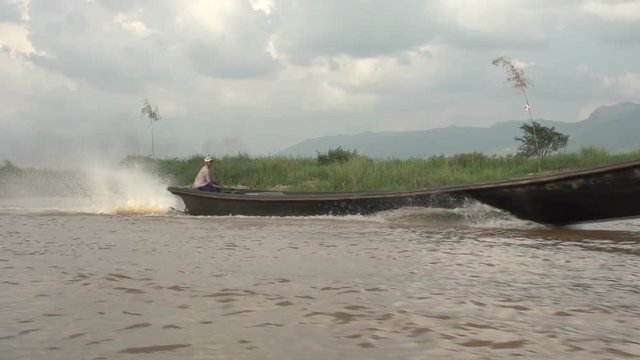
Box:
[129,146,638,192]
[2,147,638,196]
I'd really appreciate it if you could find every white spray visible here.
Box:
[80,163,177,214]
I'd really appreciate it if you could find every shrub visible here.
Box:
[316,146,359,165]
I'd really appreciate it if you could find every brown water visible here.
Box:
[1,199,640,359]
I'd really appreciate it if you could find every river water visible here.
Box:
[1,196,640,360]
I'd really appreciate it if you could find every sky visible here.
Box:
[1,0,639,167]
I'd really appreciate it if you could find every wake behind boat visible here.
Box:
[168,158,640,226]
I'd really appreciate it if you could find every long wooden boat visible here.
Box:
[168,158,640,225]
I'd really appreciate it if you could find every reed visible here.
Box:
[3,149,637,196]
[142,148,640,191]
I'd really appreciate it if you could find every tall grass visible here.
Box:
[3,148,638,196]
[138,147,640,191]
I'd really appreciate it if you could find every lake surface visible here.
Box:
[1,197,640,359]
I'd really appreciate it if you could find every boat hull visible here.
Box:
[465,160,640,225]
[168,158,640,225]
[169,188,469,217]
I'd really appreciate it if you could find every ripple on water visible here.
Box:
[2,213,640,359]
[118,343,191,354]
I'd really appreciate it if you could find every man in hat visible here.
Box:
[192,156,220,191]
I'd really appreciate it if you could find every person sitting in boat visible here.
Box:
[193,156,221,192]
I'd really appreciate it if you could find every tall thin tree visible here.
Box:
[492,56,540,170]
[140,98,161,158]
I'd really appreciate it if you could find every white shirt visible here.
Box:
[193,165,213,188]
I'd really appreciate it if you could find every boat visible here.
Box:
[167,158,640,225]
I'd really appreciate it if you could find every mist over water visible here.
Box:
[0,163,177,215]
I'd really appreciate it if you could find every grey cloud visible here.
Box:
[27,1,130,85]
[27,0,279,88]
[183,1,279,79]
[28,34,172,94]
[0,84,162,167]
[597,24,640,46]
[2,1,639,167]
[0,1,21,22]
[94,0,140,12]
[187,39,279,79]
[26,0,179,92]
[269,0,573,61]
[272,0,433,63]
[437,31,548,52]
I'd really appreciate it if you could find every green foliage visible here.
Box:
[579,146,609,160]
[146,148,640,192]
[317,146,359,165]
[515,121,569,158]
[4,148,640,196]
[156,155,201,185]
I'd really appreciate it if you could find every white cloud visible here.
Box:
[602,72,640,97]
[583,0,640,22]
[308,81,377,111]
[113,11,151,36]
[270,1,432,63]
[307,45,442,94]
[266,34,287,61]
[436,0,549,42]
[250,0,274,15]
[576,63,590,77]
[0,50,76,123]
[0,22,34,55]
[1,1,639,166]
[175,0,238,35]
[511,58,535,69]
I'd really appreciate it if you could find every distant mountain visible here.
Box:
[280,102,640,158]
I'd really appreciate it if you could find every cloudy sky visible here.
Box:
[1,0,639,167]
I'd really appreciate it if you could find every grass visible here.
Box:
[134,146,640,191]
[2,147,639,196]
